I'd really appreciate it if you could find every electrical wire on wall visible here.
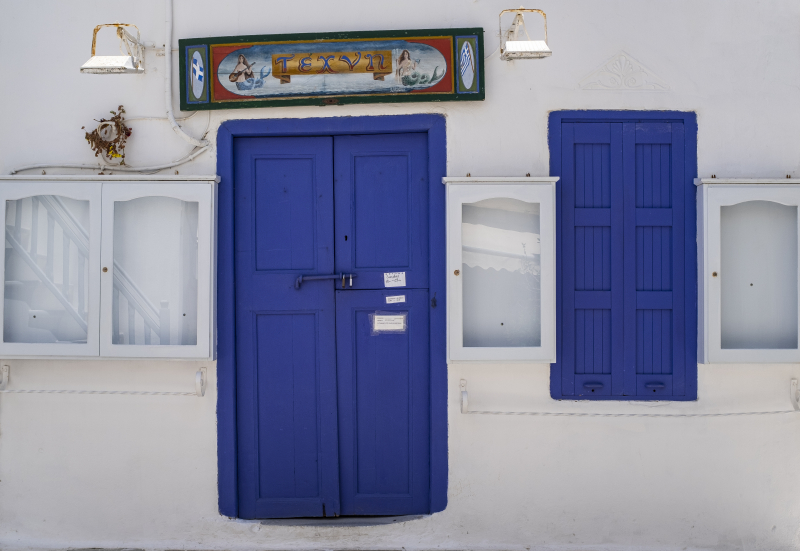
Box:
[9,0,210,175]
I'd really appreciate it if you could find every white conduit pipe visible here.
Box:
[165,0,209,148]
[10,146,209,175]
[9,0,209,174]
[126,111,198,122]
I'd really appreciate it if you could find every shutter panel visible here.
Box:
[560,123,625,397]
[624,122,686,398]
[554,117,695,400]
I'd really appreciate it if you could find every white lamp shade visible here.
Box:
[80,56,143,74]
[501,40,552,60]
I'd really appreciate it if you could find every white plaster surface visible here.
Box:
[1,1,800,550]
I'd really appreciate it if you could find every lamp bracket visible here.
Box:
[499,8,547,46]
[90,23,145,71]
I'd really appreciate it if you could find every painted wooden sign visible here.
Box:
[179,29,483,110]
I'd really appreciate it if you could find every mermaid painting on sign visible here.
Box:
[229,54,270,91]
[395,50,417,82]
[231,55,254,84]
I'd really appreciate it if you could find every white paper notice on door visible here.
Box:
[370,312,408,335]
[385,295,406,304]
[383,272,406,287]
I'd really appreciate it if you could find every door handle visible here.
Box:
[295,273,356,289]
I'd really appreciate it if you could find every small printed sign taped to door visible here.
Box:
[385,295,406,304]
[370,311,408,335]
[384,272,406,287]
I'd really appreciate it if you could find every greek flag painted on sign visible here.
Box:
[459,40,475,90]
[193,58,203,81]
[191,51,205,100]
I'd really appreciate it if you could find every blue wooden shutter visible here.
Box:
[553,116,696,400]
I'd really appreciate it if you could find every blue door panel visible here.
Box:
[255,313,320,499]
[334,134,429,289]
[235,137,340,518]
[335,289,430,516]
[353,154,410,269]
[254,157,318,271]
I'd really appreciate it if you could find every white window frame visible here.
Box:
[0,181,102,357]
[100,182,215,359]
[0,176,217,360]
[697,179,800,363]
[445,177,558,362]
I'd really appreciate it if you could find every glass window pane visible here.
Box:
[721,200,798,349]
[4,196,90,343]
[462,198,541,347]
[112,196,198,346]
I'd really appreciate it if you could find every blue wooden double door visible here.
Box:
[234,134,431,518]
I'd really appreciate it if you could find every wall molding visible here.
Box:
[579,51,670,91]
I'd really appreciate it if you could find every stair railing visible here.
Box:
[43,196,169,345]
[5,198,88,333]
[6,196,168,345]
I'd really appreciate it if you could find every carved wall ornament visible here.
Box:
[579,51,669,91]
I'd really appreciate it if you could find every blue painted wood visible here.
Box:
[628,121,680,396]
[234,137,340,518]
[217,116,446,516]
[217,115,447,518]
[682,115,699,400]
[549,111,697,401]
[628,122,686,397]
[216,125,238,518]
[670,123,687,395]
[622,122,638,396]
[334,134,429,289]
[609,123,625,395]
[335,289,430,515]
[560,123,576,394]
[426,117,447,515]
[254,156,318,271]
[559,122,623,397]
[333,132,431,516]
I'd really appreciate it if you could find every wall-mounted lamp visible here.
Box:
[500,9,551,60]
[80,23,145,74]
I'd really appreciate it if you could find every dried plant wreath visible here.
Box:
[83,105,132,165]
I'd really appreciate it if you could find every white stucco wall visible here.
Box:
[1,1,799,550]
